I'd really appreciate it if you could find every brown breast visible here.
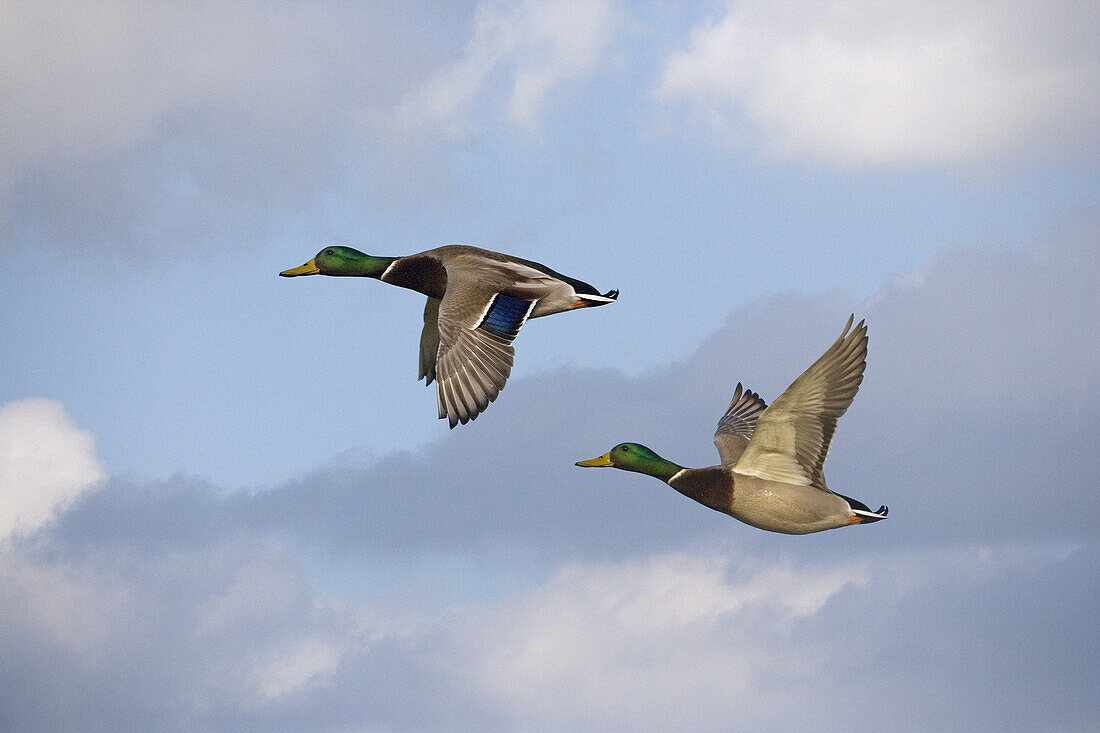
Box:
[668,466,735,515]
[380,254,448,298]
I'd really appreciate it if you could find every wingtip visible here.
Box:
[444,408,483,429]
[839,314,868,340]
[603,288,619,300]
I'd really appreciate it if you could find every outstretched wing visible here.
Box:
[434,276,537,428]
[713,383,768,465]
[733,316,868,490]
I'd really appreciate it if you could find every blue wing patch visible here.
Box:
[478,293,535,340]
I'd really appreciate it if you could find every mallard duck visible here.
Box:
[281,245,617,427]
[577,316,887,534]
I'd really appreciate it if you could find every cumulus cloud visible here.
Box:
[395,0,621,137]
[0,398,104,536]
[654,1,1100,167]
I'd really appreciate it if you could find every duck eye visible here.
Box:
[325,249,335,256]
[619,445,629,452]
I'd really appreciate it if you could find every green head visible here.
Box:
[280,246,396,278]
[575,442,682,482]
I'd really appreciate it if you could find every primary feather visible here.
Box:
[733,316,867,490]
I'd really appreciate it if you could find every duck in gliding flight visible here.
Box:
[282,245,617,427]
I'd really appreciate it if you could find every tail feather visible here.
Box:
[575,289,618,307]
[836,491,888,524]
[851,505,889,523]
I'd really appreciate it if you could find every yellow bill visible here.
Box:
[575,452,613,467]
[280,259,320,277]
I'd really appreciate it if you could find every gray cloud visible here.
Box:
[1,1,629,260]
[3,533,1094,731]
[3,212,1098,730]
[0,1,460,256]
[43,210,1100,562]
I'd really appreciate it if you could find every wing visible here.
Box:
[418,297,441,385]
[434,274,536,428]
[733,316,868,490]
[713,382,768,465]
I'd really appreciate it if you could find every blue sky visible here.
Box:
[1,2,1098,730]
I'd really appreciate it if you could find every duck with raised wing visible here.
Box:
[576,316,887,534]
[281,245,617,427]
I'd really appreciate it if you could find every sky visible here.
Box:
[1,1,1097,730]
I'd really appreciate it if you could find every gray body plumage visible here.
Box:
[669,470,868,535]
[382,245,616,427]
[666,318,887,534]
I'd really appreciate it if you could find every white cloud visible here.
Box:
[446,542,1097,731]
[253,636,344,701]
[654,1,1100,166]
[461,549,869,728]
[0,398,105,536]
[396,0,620,137]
